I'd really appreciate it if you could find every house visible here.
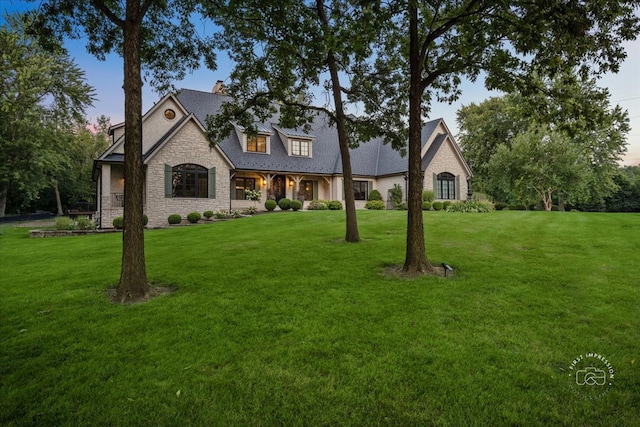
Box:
[93,87,472,228]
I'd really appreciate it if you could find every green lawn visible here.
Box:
[1,211,639,426]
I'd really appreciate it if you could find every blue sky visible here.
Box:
[3,0,639,165]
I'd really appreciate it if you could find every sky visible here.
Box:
[3,0,640,166]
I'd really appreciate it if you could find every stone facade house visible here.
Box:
[93,87,472,228]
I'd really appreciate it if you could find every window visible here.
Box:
[292,139,310,157]
[235,177,256,200]
[247,135,266,152]
[353,180,368,201]
[300,180,314,200]
[437,172,456,200]
[172,164,208,198]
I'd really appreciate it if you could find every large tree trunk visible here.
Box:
[403,3,435,274]
[318,0,359,243]
[329,52,360,243]
[114,3,152,302]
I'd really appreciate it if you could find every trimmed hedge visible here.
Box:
[290,200,302,211]
[265,200,277,211]
[168,214,182,225]
[187,212,201,223]
[433,201,443,211]
[368,189,382,201]
[278,198,292,210]
[422,201,432,210]
[364,200,385,210]
[112,216,124,229]
[203,210,214,219]
[328,200,343,210]
[307,200,328,210]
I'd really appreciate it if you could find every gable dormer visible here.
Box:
[273,126,315,158]
[232,122,274,154]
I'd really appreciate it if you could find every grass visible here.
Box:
[1,210,639,426]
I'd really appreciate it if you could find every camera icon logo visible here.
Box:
[575,367,606,386]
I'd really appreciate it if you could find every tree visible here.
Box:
[363,0,639,273]
[34,1,218,302]
[203,0,396,243]
[605,165,640,212]
[488,126,589,210]
[0,13,95,218]
[456,94,531,194]
[458,73,630,205]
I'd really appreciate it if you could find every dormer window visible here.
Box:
[232,122,273,154]
[273,125,315,158]
[248,135,267,153]
[292,139,310,157]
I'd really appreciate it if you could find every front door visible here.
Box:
[271,175,286,202]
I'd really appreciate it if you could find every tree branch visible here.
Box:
[90,0,124,28]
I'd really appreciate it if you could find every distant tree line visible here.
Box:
[456,72,638,212]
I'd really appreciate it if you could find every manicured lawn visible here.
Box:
[1,210,639,426]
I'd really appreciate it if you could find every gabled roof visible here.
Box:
[101,88,469,178]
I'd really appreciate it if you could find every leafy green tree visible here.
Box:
[488,126,589,210]
[364,1,639,273]
[203,0,393,243]
[605,165,640,212]
[456,94,531,194]
[458,73,630,205]
[0,13,95,217]
[34,1,218,302]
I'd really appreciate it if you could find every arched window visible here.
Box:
[172,164,208,198]
[437,172,456,200]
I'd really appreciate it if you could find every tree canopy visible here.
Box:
[457,73,630,206]
[0,12,95,217]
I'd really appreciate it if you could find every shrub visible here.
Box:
[471,192,491,202]
[395,202,408,210]
[168,214,182,225]
[290,200,302,211]
[328,200,343,210]
[551,205,560,211]
[142,214,149,226]
[214,210,228,219]
[112,216,124,229]
[244,206,257,215]
[55,216,76,230]
[265,200,277,211]
[422,201,432,210]
[422,190,435,202]
[364,200,386,210]
[389,184,403,207]
[187,211,201,223]
[244,189,262,202]
[278,198,292,210]
[368,189,382,201]
[203,210,214,219]
[494,202,508,211]
[433,201,443,211]
[443,201,452,210]
[307,200,328,210]
[446,200,495,213]
[76,216,96,230]
[508,204,527,211]
[230,209,243,218]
